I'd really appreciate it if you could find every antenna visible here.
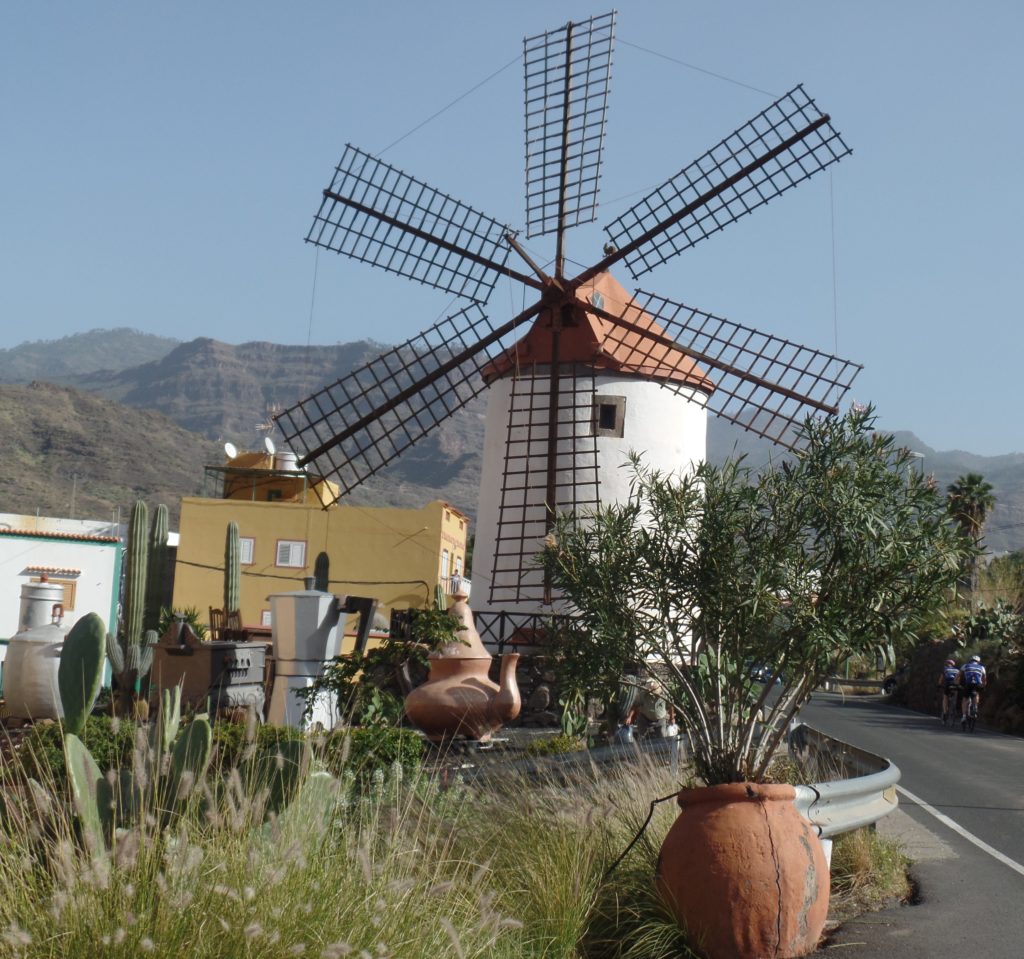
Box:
[224,442,238,459]
[264,436,276,455]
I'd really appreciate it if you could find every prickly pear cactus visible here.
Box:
[57,612,106,736]
[65,733,113,855]
[169,717,213,803]
[224,521,241,614]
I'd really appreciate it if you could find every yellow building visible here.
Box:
[171,451,470,642]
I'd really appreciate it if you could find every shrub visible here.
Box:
[210,720,305,770]
[19,715,137,787]
[524,733,587,758]
[319,726,424,780]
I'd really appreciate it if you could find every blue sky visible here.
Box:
[2,2,1022,455]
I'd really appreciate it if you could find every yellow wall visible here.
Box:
[172,495,468,631]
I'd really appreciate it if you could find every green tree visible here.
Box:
[947,472,996,601]
[541,408,970,785]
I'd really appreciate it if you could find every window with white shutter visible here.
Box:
[275,540,307,568]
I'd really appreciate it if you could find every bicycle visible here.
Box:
[941,689,959,728]
[964,688,980,733]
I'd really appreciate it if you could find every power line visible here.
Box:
[618,38,778,98]
[378,54,521,156]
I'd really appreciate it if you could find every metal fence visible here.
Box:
[788,722,900,838]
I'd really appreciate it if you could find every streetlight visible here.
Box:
[907,450,925,478]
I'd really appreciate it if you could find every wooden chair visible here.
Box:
[208,607,225,642]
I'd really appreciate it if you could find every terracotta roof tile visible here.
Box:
[0,529,119,544]
[481,271,715,392]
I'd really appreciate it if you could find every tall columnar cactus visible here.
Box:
[144,503,169,634]
[224,521,241,614]
[314,551,330,592]
[107,500,152,712]
[123,500,148,649]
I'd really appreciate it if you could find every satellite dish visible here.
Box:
[224,442,238,459]
[264,436,276,455]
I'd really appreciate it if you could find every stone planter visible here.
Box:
[656,782,829,959]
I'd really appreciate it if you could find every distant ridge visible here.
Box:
[2,329,1021,553]
[0,328,178,383]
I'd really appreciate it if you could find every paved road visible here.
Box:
[801,693,1024,957]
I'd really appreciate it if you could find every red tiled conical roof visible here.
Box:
[481,271,715,393]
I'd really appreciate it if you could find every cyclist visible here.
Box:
[959,654,987,729]
[937,658,960,724]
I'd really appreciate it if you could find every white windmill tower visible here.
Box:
[276,11,860,623]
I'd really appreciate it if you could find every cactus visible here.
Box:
[57,612,106,736]
[65,733,114,855]
[123,500,148,649]
[248,739,309,816]
[107,500,150,712]
[224,521,240,614]
[314,551,330,592]
[144,504,169,634]
[151,684,182,752]
[169,717,213,804]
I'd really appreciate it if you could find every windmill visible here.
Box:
[276,11,861,615]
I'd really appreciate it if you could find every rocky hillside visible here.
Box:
[0,382,218,526]
[2,329,1022,552]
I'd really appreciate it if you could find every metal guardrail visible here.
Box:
[789,722,900,838]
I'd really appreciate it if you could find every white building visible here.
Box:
[0,514,121,655]
[472,270,711,616]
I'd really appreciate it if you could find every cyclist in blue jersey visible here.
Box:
[959,654,987,729]
[937,658,960,724]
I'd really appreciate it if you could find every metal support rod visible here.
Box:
[553,20,575,281]
[572,114,833,287]
[320,189,545,293]
[505,232,562,290]
[585,300,841,415]
[295,300,546,467]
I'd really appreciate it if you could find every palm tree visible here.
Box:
[947,473,996,601]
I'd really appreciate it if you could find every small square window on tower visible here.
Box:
[593,395,626,438]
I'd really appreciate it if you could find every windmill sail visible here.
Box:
[600,86,851,280]
[524,11,616,239]
[307,144,526,303]
[599,291,862,448]
[276,305,514,504]
[488,365,602,605]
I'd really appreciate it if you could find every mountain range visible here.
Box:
[2,329,1021,553]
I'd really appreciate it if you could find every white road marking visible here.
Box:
[897,784,1024,878]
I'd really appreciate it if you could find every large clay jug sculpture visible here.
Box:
[656,782,830,959]
[404,590,520,741]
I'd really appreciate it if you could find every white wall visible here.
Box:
[473,370,707,618]
[0,514,121,653]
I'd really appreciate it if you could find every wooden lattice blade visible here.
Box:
[486,365,602,607]
[605,290,863,449]
[275,305,515,505]
[523,11,615,240]
[600,86,851,280]
[307,144,524,304]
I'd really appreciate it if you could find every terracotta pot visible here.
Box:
[656,782,829,959]
[403,591,521,742]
